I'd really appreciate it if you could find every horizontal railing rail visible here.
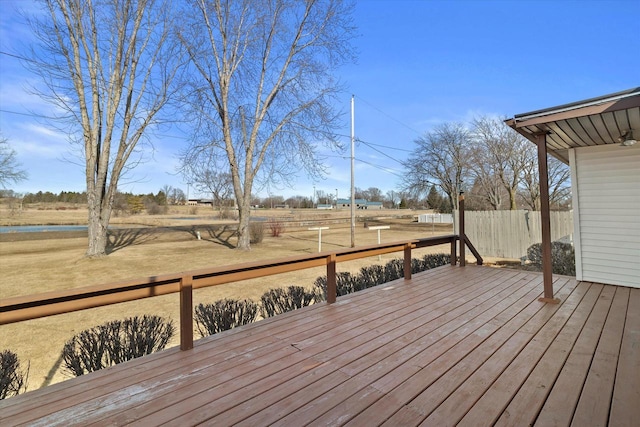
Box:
[1,234,481,350]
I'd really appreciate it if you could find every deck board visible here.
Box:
[315,274,548,425]
[506,284,609,427]
[116,267,503,426]
[165,268,515,426]
[348,276,574,426]
[572,286,629,426]
[609,288,640,426]
[299,272,545,426]
[396,280,587,426]
[0,265,637,427]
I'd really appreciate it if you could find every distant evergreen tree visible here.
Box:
[426,185,444,211]
[439,198,453,213]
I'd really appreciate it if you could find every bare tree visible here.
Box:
[366,187,383,202]
[519,150,571,210]
[468,162,503,210]
[285,195,311,209]
[471,116,531,210]
[385,190,398,208]
[26,0,181,257]
[160,185,173,205]
[0,137,27,188]
[354,187,366,200]
[548,157,571,208]
[404,122,473,211]
[171,187,186,205]
[201,171,233,208]
[178,0,355,250]
[181,149,235,209]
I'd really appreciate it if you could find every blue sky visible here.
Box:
[1,0,639,200]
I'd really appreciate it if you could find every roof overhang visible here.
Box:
[505,87,640,163]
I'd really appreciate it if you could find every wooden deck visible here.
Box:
[1,265,638,426]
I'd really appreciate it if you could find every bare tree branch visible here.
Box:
[0,137,28,188]
[470,116,532,210]
[403,122,473,211]
[179,0,355,249]
[26,0,182,257]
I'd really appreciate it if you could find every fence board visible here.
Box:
[454,210,573,260]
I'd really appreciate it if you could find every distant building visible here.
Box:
[316,204,333,210]
[187,199,213,206]
[336,198,383,210]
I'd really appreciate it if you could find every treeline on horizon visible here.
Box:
[0,185,570,213]
[0,189,176,206]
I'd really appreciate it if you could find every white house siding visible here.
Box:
[570,145,640,288]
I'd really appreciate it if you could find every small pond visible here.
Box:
[0,225,89,234]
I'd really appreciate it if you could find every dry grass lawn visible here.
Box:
[1,204,455,392]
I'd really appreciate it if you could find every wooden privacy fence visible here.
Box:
[0,234,482,351]
[454,210,573,260]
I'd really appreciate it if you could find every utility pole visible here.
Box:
[350,95,355,248]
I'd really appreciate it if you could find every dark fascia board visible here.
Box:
[513,87,640,121]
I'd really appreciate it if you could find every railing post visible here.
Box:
[180,275,194,351]
[326,254,337,304]
[450,236,457,266]
[404,243,412,280]
[459,194,466,267]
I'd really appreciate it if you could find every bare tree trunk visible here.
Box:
[28,0,180,257]
[236,205,251,250]
[509,188,517,210]
[179,0,354,250]
[87,197,110,257]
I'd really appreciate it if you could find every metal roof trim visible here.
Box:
[512,87,640,122]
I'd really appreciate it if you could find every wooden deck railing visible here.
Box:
[0,234,482,350]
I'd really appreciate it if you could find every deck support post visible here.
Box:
[326,254,337,303]
[535,132,560,304]
[404,243,412,280]
[450,236,457,266]
[459,194,466,267]
[180,275,194,350]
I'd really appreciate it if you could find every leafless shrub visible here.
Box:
[194,299,259,337]
[268,218,285,237]
[314,254,451,298]
[260,286,322,318]
[144,201,168,215]
[218,207,235,220]
[61,315,175,377]
[0,350,29,399]
[526,242,575,276]
[249,222,264,244]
